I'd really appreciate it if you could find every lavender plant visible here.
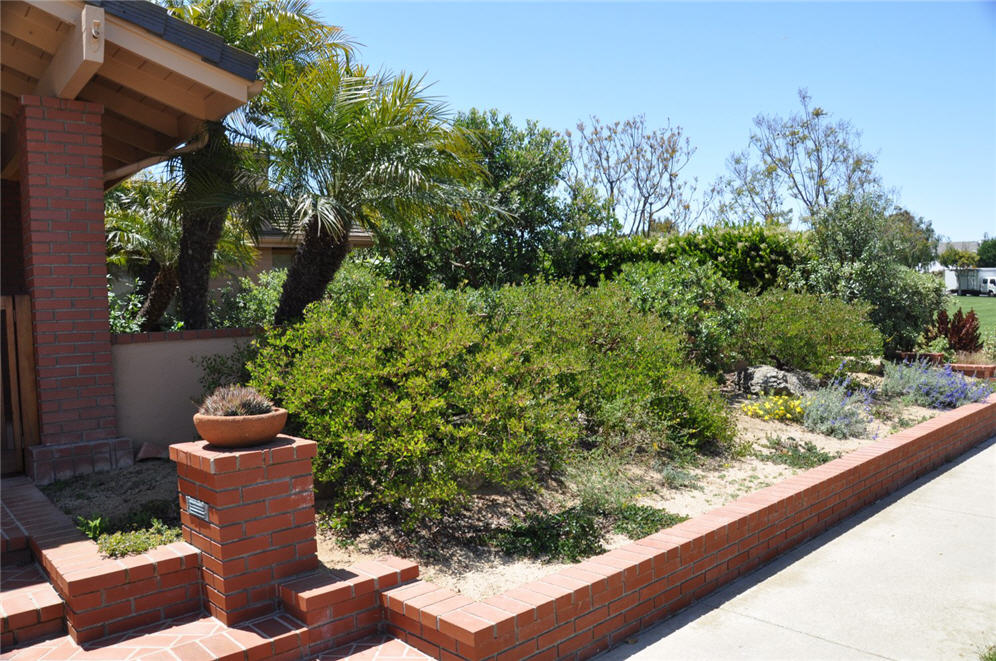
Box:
[881,359,993,409]
[801,369,874,439]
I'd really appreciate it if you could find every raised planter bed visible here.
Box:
[3,396,994,660]
[377,394,996,660]
[949,363,996,379]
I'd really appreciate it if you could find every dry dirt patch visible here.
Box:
[40,459,179,529]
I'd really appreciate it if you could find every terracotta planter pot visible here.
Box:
[193,408,288,448]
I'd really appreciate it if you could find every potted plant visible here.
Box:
[193,385,287,448]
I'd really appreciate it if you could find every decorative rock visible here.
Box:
[741,365,816,396]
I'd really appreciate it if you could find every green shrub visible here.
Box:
[250,286,581,529]
[617,259,745,373]
[740,289,882,375]
[565,224,809,292]
[323,257,393,312]
[210,268,287,329]
[654,223,811,292]
[97,519,182,558]
[485,281,734,451]
[249,280,733,529]
[107,276,143,334]
[195,340,258,396]
[492,506,603,562]
[611,504,686,539]
[798,195,947,355]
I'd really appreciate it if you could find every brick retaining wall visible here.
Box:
[1,477,201,644]
[381,394,996,660]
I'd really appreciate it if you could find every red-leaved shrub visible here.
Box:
[926,308,982,353]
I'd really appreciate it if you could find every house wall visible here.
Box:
[111,329,254,447]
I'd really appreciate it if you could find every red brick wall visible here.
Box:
[170,436,320,625]
[16,95,117,446]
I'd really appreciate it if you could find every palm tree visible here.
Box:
[254,60,483,324]
[106,178,254,331]
[161,0,351,328]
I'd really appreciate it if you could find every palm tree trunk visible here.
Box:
[176,121,236,329]
[178,209,226,329]
[274,219,352,325]
[137,265,178,332]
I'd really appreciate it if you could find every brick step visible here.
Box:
[0,503,30,567]
[278,558,418,657]
[314,634,434,660]
[0,610,311,660]
[0,563,65,650]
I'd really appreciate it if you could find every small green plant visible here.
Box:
[916,335,954,362]
[195,341,258,396]
[758,436,839,469]
[76,515,105,540]
[979,643,996,661]
[888,413,932,434]
[611,504,686,539]
[198,385,273,416]
[493,506,604,562]
[96,519,182,558]
[741,394,805,422]
[658,464,700,490]
[567,450,642,513]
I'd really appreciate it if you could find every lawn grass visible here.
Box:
[949,295,996,332]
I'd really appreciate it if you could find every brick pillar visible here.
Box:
[170,435,319,625]
[16,96,117,451]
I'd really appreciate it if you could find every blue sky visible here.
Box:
[314,1,995,240]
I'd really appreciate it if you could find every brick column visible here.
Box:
[170,435,319,625]
[16,96,117,451]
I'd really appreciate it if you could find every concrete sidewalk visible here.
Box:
[599,438,996,661]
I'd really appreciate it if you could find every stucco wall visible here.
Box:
[112,333,250,447]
